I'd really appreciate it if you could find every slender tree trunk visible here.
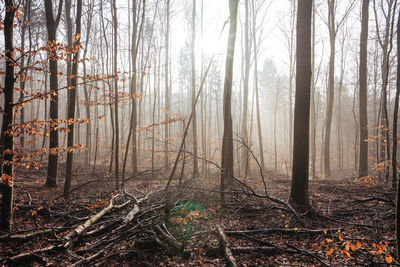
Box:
[274,82,279,172]
[191,0,199,178]
[45,0,63,187]
[221,0,239,202]
[358,0,369,178]
[112,0,120,188]
[164,0,171,171]
[310,0,316,179]
[1,0,16,232]
[324,0,336,177]
[396,9,400,255]
[64,0,82,196]
[241,0,251,175]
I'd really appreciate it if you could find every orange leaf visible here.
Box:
[385,254,393,264]
[326,238,333,243]
[356,242,363,248]
[326,248,334,256]
[341,250,350,259]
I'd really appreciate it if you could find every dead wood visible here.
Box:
[216,225,237,267]
[224,227,342,236]
[0,228,53,241]
[206,246,282,255]
[63,195,119,248]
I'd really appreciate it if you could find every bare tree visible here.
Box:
[289,0,313,208]
[191,0,199,178]
[64,0,83,195]
[111,0,120,188]
[1,0,16,232]
[358,0,370,177]
[44,0,63,187]
[323,0,354,177]
[241,0,251,175]
[221,0,239,202]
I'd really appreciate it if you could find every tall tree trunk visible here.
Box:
[396,6,400,256]
[221,0,239,202]
[310,0,316,179]
[82,0,94,165]
[324,0,336,177]
[191,0,199,178]
[44,0,63,187]
[289,0,313,208]
[1,0,16,232]
[164,0,171,171]
[274,82,279,172]
[252,8,265,171]
[112,0,120,188]
[18,0,31,149]
[64,0,82,196]
[241,0,251,175]
[358,0,369,178]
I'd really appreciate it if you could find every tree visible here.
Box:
[289,0,312,208]
[358,0,369,178]
[164,0,171,171]
[44,0,63,187]
[64,0,82,195]
[1,0,16,232]
[241,0,251,175]
[251,0,266,170]
[111,0,120,188]
[191,0,199,178]
[323,0,354,177]
[372,0,396,183]
[396,2,400,257]
[221,0,239,202]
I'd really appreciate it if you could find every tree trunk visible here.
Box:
[323,0,336,177]
[164,0,171,171]
[64,0,82,196]
[358,0,369,178]
[241,0,251,176]
[1,0,16,233]
[191,0,199,178]
[112,0,119,188]
[289,0,312,208]
[221,0,239,202]
[44,0,63,187]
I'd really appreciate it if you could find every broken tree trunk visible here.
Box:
[216,225,237,267]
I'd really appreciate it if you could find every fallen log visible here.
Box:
[206,246,281,255]
[0,228,54,241]
[216,225,237,267]
[224,227,342,236]
[63,195,119,248]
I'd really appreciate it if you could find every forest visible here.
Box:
[0,0,399,265]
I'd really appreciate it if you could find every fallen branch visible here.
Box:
[64,195,119,248]
[224,228,342,236]
[0,228,53,241]
[216,225,237,267]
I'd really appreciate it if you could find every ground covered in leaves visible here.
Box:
[0,165,396,266]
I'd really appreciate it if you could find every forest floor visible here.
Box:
[0,164,396,266]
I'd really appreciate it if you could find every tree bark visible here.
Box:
[1,0,16,233]
[241,0,251,176]
[221,0,239,202]
[44,0,63,187]
[289,0,312,208]
[64,0,82,196]
[112,0,120,188]
[191,0,199,178]
[358,0,369,178]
